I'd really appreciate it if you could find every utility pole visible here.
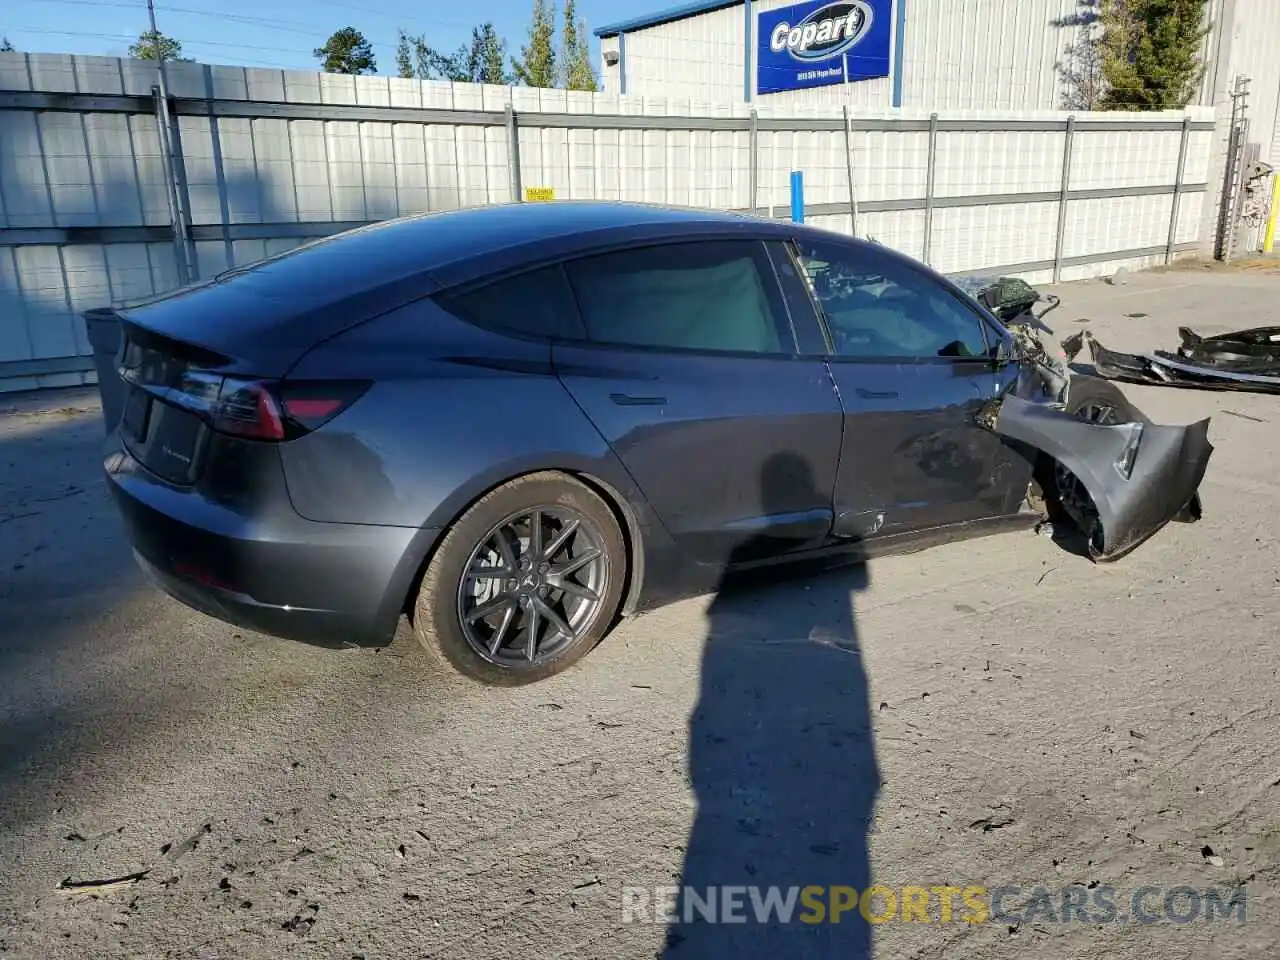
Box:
[146,0,194,283]
[146,0,171,103]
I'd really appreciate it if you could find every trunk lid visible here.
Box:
[109,233,439,484]
[114,313,258,485]
[115,320,227,485]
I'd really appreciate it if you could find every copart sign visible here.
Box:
[756,0,892,95]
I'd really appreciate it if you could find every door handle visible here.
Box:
[610,393,667,406]
[856,388,899,400]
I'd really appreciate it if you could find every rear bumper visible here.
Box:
[131,549,382,648]
[105,447,438,647]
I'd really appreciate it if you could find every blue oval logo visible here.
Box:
[768,1,875,63]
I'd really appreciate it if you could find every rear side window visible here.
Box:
[437,265,585,340]
[564,241,793,355]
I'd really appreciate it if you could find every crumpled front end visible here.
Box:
[985,393,1212,561]
[955,273,1213,561]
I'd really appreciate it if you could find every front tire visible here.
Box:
[413,472,627,686]
[1033,376,1142,552]
[1064,375,1142,426]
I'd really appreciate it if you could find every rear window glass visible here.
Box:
[438,265,585,340]
[564,241,793,355]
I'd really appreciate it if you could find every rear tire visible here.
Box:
[413,472,627,686]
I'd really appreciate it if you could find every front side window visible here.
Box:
[564,241,793,356]
[794,239,991,361]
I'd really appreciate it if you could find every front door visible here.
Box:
[552,238,845,565]
[789,236,1011,538]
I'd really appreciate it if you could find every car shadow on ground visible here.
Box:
[664,452,878,959]
[0,400,156,808]
[0,399,143,649]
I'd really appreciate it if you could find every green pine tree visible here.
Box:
[1,37,15,53]
[1098,0,1209,110]
[468,23,513,85]
[396,22,512,85]
[314,27,377,75]
[513,0,557,88]
[396,32,463,81]
[395,26,507,83]
[129,29,190,62]
[396,30,415,79]
[560,0,598,91]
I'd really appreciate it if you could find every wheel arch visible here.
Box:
[398,463,647,628]
[1065,373,1144,421]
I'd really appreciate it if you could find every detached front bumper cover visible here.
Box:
[986,394,1213,562]
[1087,327,1280,394]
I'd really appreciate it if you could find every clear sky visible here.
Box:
[2,0,633,74]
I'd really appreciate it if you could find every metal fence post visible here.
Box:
[749,107,759,215]
[147,0,195,284]
[1218,75,1251,261]
[203,64,235,270]
[505,103,523,202]
[152,84,194,285]
[1218,119,1243,261]
[1053,115,1076,284]
[842,103,859,238]
[1166,115,1192,264]
[922,112,937,264]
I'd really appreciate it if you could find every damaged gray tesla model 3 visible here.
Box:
[100,203,1213,685]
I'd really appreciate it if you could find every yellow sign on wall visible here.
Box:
[524,186,555,202]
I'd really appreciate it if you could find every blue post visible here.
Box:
[892,0,907,107]
[790,171,805,223]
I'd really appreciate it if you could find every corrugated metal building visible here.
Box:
[596,0,1280,160]
[1219,0,1280,163]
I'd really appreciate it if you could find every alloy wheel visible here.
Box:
[456,506,610,666]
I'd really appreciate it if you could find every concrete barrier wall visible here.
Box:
[0,52,1217,392]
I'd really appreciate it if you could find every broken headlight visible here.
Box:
[1114,423,1144,480]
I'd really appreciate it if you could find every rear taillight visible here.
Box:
[214,379,285,440]
[279,381,372,432]
[212,379,370,441]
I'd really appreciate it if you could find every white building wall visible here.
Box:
[599,36,622,94]
[623,5,746,103]
[1225,0,1280,163]
[603,0,1280,129]
[899,0,1075,110]
[602,0,1077,111]
[1197,0,1230,105]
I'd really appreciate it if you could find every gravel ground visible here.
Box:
[1,261,1278,960]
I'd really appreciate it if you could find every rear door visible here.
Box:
[788,236,1014,538]
[552,238,844,565]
